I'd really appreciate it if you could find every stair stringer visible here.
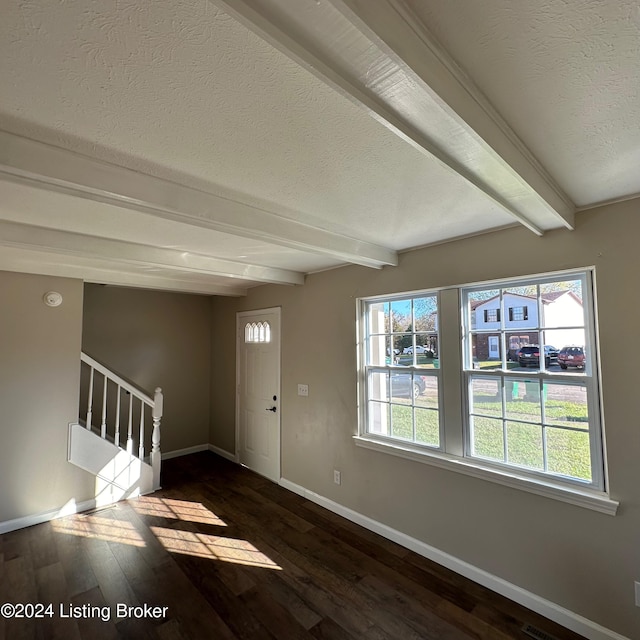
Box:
[68,423,154,507]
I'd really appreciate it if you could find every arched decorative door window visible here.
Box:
[244,321,271,343]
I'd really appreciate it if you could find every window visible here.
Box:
[509,306,528,321]
[484,308,500,322]
[508,335,530,351]
[244,321,271,343]
[464,272,602,488]
[361,294,440,449]
[358,269,611,511]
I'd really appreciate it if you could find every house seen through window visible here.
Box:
[464,273,601,487]
[359,269,605,497]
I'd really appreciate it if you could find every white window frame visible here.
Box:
[359,292,442,451]
[463,270,604,489]
[355,269,617,515]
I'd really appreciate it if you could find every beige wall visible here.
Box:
[0,271,94,523]
[209,297,237,454]
[210,200,640,639]
[83,284,211,455]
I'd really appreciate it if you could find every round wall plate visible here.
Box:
[43,291,63,307]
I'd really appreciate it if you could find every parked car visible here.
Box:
[517,344,559,367]
[402,345,433,356]
[403,345,423,355]
[391,369,426,399]
[557,346,585,369]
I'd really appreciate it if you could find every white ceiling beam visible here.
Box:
[0,131,397,270]
[334,0,575,228]
[0,246,248,296]
[213,0,574,235]
[0,219,305,286]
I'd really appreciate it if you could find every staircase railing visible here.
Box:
[80,352,163,490]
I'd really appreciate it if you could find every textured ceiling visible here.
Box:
[0,0,638,294]
[0,0,516,247]
[405,0,640,206]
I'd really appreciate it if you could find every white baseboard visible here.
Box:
[162,443,237,462]
[208,443,238,462]
[0,483,164,535]
[278,478,629,640]
[0,444,233,534]
[0,498,97,535]
[161,444,210,461]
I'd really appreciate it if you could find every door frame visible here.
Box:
[235,307,281,481]
[488,335,500,359]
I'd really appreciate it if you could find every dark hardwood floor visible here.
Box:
[0,452,586,640]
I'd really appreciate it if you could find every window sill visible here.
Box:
[353,436,619,516]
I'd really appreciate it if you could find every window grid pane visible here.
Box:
[366,368,440,448]
[364,292,440,449]
[244,321,271,343]
[360,269,604,494]
[464,272,599,486]
[466,276,587,375]
[468,374,593,481]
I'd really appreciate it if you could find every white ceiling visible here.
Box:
[0,0,638,296]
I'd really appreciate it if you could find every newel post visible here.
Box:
[151,387,163,490]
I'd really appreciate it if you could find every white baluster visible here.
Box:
[115,385,121,448]
[126,393,133,454]
[79,353,163,489]
[138,399,145,460]
[86,367,94,430]
[151,387,163,490]
[101,375,108,439]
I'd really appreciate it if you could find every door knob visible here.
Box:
[266,406,277,412]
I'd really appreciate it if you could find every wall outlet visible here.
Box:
[333,470,341,485]
[297,384,309,396]
[635,581,640,607]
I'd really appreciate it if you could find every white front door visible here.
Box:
[488,336,500,359]
[236,308,281,482]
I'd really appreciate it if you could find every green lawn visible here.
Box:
[472,415,591,480]
[475,396,589,427]
[383,394,592,481]
[390,403,439,446]
[472,393,591,480]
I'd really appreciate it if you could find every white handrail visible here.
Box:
[81,352,154,405]
[80,351,162,490]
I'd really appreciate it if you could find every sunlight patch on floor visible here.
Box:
[50,498,276,568]
[131,496,227,526]
[52,514,146,547]
[150,526,281,569]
